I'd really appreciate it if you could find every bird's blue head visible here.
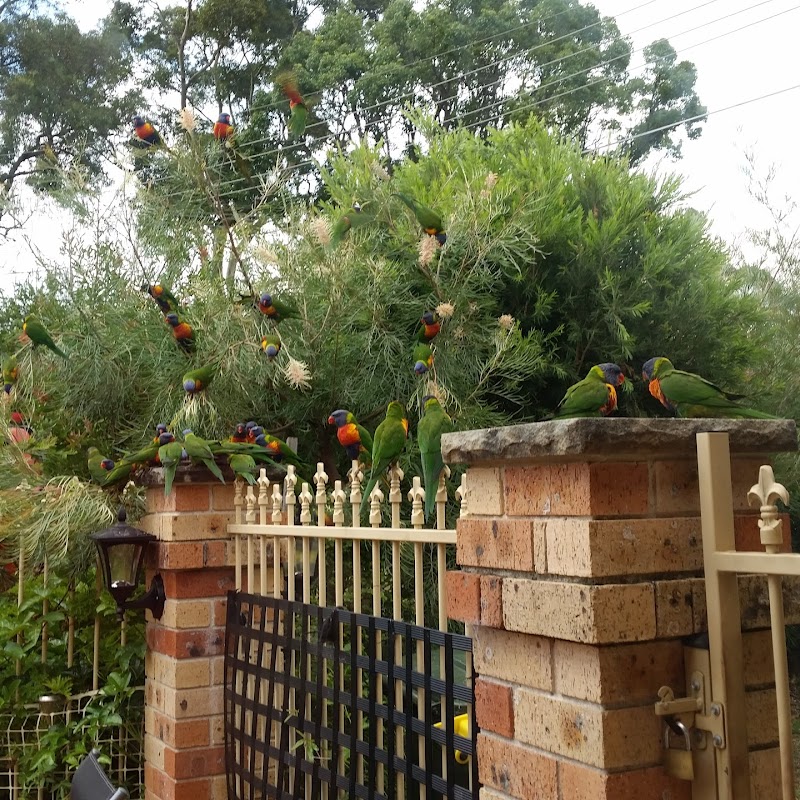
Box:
[182,429,193,437]
[597,363,625,386]
[100,458,115,471]
[250,426,264,438]
[422,394,436,405]
[183,378,197,393]
[3,384,11,394]
[218,113,232,125]
[414,361,429,375]
[421,311,436,325]
[260,292,272,306]
[158,432,175,445]
[245,420,258,430]
[328,409,349,427]
[234,422,246,436]
[132,115,145,127]
[254,433,267,447]
[165,313,179,327]
[641,358,658,382]
[155,423,168,435]
[434,232,447,246]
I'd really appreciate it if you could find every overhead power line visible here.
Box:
[152,0,749,199]
[155,0,797,203]
[585,82,800,155]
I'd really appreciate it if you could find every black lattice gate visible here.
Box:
[224,591,479,799]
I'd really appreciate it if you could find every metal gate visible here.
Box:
[657,431,799,799]
[224,591,479,800]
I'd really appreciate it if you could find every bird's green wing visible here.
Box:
[553,377,609,418]
[660,370,744,408]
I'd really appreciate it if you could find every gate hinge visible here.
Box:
[655,672,726,748]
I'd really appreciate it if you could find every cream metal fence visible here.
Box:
[2,552,144,799]
[227,460,471,799]
[657,431,798,800]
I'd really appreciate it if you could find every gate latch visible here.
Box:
[655,673,726,749]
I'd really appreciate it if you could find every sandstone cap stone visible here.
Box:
[441,418,797,465]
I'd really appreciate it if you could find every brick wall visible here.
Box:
[443,419,797,800]
[141,479,237,800]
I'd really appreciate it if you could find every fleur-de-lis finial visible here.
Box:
[408,476,425,527]
[369,484,384,527]
[748,464,790,549]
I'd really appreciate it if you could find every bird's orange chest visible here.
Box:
[338,423,361,447]
[174,323,193,338]
[600,384,618,415]
[648,378,668,407]
[401,419,409,436]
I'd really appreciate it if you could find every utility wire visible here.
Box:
[237,0,662,123]
[585,82,800,155]
[151,0,745,197]
[206,0,723,157]
[155,0,795,203]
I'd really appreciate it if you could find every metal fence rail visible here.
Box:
[225,592,478,800]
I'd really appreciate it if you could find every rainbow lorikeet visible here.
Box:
[165,313,195,352]
[328,409,374,463]
[257,292,299,322]
[182,430,225,483]
[417,311,441,342]
[213,112,234,141]
[158,433,186,496]
[23,315,68,359]
[254,432,303,468]
[642,357,777,419]
[103,432,170,485]
[553,363,625,419]
[183,364,215,395]
[132,116,163,147]
[361,402,409,514]
[87,447,115,484]
[153,423,169,443]
[248,425,264,443]
[393,193,447,245]
[261,334,281,360]
[230,422,248,443]
[2,355,18,394]
[228,453,257,484]
[142,284,180,315]
[277,72,308,139]
[212,440,281,470]
[418,396,454,521]
[413,343,434,375]
[330,204,375,248]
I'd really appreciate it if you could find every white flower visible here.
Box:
[484,172,498,190]
[254,245,279,264]
[498,314,515,331]
[436,302,455,319]
[453,326,466,341]
[283,357,312,391]
[310,217,332,246]
[179,107,196,133]
[371,162,390,181]
[418,235,438,267]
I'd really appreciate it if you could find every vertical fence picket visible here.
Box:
[225,457,470,800]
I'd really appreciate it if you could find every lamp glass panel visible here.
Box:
[107,543,141,588]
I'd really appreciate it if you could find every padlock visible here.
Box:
[663,719,694,780]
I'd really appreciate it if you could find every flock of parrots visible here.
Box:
[2,69,779,521]
[2,294,777,525]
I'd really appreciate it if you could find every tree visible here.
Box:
[0,117,766,495]
[624,39,706,164]
[0,10,140,228]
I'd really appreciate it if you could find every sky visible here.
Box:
[1,0,798,295]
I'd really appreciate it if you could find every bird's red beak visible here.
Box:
[327,416,335,425]
[617,374,626,386]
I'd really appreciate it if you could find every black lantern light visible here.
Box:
[90,507,166,620]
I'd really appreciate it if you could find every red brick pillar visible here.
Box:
[140,472,237,800]
[442,418,797,800]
